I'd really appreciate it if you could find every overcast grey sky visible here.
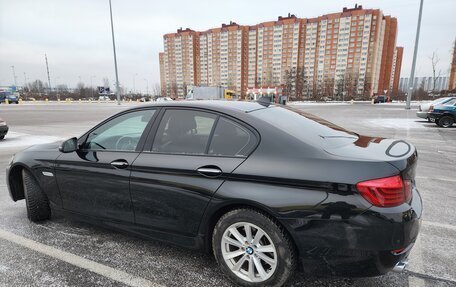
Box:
[1,0,455,93]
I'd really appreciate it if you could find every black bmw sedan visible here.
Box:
[6,101,421,286]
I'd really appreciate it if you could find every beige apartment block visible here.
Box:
[159,5,402,99]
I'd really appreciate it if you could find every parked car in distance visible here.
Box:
[428,97,456,128]
[139,97,151,102]
[0,118,8,140]
[155,96,173,102]
[6,101,421,286]
[417,97,454,122]
[373,95,391,104]
[0,93,19,104]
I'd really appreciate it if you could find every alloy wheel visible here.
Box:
[221,222,277,283]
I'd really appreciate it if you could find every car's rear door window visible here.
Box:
[152,109,217,154]
[208,117,254,157]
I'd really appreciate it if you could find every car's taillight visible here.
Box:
[429,105,434,112]
[356,175,412,207]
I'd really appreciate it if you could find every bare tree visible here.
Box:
[295,67,307,100]
[103,78,110,89]
[152,83,161,96]
[283,69,294,100]
[429,51,442,94]
[412,79,427,101]
[170,82,178,99]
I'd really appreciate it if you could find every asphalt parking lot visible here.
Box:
[0,102,455,287]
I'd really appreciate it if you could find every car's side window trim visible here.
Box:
[141,107,166,153]
[142,107,260,158]
[205,115,220,154]
[77,107,160,153]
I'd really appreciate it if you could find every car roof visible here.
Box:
[130,100,269,113]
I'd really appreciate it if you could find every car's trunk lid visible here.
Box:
[322,135,417,173]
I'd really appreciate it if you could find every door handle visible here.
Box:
[111,159,129,169]
[197,166,222,177]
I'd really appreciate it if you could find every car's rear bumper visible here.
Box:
[428,112,444,120]
[281,188,422,276]
[0,125,8,137]
[416,111,428,119]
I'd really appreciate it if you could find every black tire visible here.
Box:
[22,170,51,222]
[438,115,454,128]
[0,135,4,140]
[212,208,296,287]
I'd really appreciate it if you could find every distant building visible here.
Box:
[159,52,165,95]
[449,39,456,90]
[390,47,403,95]
[399,76,449,93]
[160,5,403,98]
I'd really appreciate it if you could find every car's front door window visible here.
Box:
[84,109,156,151]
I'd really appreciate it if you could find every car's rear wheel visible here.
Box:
[22,170,51,222]
[212,209,296,287]
[0,135,4,140]
[438,115,454,128]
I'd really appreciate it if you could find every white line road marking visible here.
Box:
[0,228,162,287]
[416,176,456,184]
[408,235,425,286]
[408,276,426,286]
[422,220,456,232]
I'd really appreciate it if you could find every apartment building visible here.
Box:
[390,47,403,95]
[162,28,198,97]
[159,5,402,99]
[449,39,456,90]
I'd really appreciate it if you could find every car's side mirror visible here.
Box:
[59,137,78,153]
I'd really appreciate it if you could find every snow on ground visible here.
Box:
[365,118,427,129]
[0,132,63,149]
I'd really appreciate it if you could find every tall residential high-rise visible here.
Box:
[390,47,403,95]
[449,39,456,90]
[159,52,165,95]
[159,5,403,99]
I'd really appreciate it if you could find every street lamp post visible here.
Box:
[109,0,121,105]
[10,66,17,87]
[406,0,424,109]
[90,75,96,99]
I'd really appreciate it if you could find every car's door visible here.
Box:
[54,108,158,222]
[130,108,258,236]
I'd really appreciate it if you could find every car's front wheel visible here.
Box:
[212,209,296,287]
[438,115,454,128]
[22,170,51,222]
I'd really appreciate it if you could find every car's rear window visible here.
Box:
[250,106,358,148]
